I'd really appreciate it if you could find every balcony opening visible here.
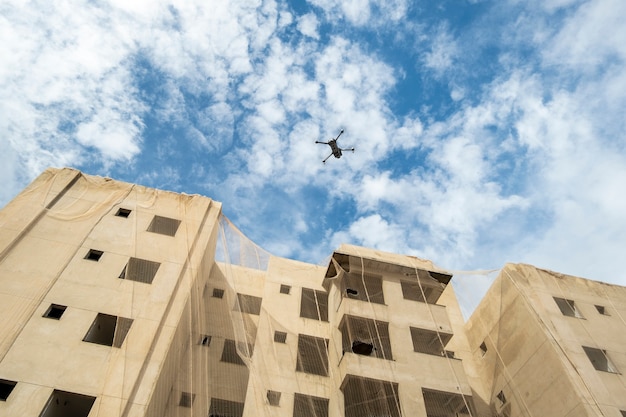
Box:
[342,272,384,304]
[422,388,474,417]
[340,315,393,360]
[410,327,452,357]
[341,375,401,417]
[235,293,262,315]
[293,393,328,417]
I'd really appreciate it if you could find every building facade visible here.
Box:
[464,263,626,417]
[1,168,624,417]
[0,168,476,417]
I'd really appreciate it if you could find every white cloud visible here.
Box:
[307,0,408,26]
[422,24,458,75]
[297,13,320,39]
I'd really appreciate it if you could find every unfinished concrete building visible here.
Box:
[0,168,477,417]
[464,264,626,417]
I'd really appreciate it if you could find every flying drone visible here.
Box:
[315,129,355,163]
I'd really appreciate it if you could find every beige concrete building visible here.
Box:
[0,168,477,417]
[3,168,624,417]
[464,263,626,417]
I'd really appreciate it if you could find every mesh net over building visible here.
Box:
[1,168,625,417]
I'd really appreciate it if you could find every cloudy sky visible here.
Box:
[2,0,625,313]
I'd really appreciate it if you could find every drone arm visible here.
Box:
[335,129,344,141]
[322,153,333,163]
[315,141,329,144]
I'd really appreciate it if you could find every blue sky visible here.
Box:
[2,0,626,313]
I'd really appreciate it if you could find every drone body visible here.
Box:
[315,129,354,163]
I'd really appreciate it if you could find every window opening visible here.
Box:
[221,339,251,365]
[342,272,384,304]
[0,379,17,401]
[293,393,329,417]
[296,334,329,376]
[299,288,328,321]
[553,297,584,318]
[480,341,488,356]
[147,215,181,236]
[267,390,281,406]
[200,335,211,346]
[279,284,291,294]
[179,392,195,408]
[583,346,619,373]
[235,293,262,315]
[84,249,103,261]
[342,375,401,417]
[83,313,133,348]
[595,305,608,315]
[340,315,393,360]
[410,327,452,357]
[39,389,96,417]
[119,257,160,284]
[212,288,225,298]
[43,304,67,320]
[496,390,506,405]
[422,388,474,417]
[274,331,287,343]
[209,398,244,417]
[115,208,131,218]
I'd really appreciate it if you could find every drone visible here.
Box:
[315,129,355,163]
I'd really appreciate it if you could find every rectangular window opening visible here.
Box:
[342,375,401,417]
[553,297,584,318]
[293,393,329,417]
[84,249,103,262]
[200,335,211,346]
[267,390,281,406]
[43,304,67,320]
[583,346,619,373]
[212,288,225,299]
[40,389,96,417]
[147,215,181,236]
[480,341,488,357]
[280,284,291,294]
[274,331,287,343]
[300,288,328,321]
[119,257,160,284]
[340,315,393,360]
[296,334,329,376]
[83,313,133,348]
[235,293,262,315]
[220,339,252,365]
[179,392,195,408]
[410,327,453,357]
[0,379,17,401]
[595,305,608,315]
[115,208,131,218]
[209,398,244,417]
[496,390,506,405]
